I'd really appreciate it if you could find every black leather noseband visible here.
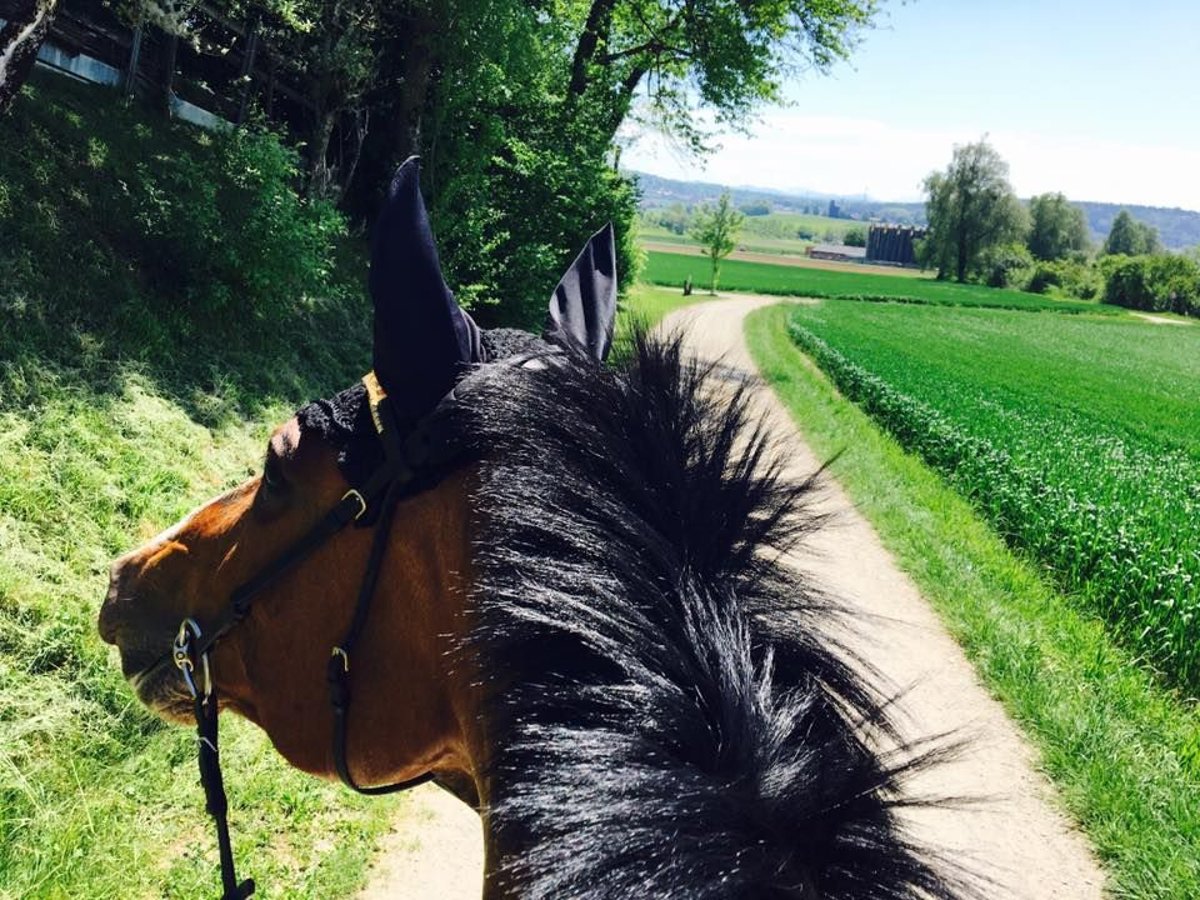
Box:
[169,372,465,900]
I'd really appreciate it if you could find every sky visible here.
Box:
[620,0,1200,210]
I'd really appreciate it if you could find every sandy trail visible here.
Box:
[359,296,1104,898]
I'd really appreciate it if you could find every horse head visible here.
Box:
[98,156,617,788]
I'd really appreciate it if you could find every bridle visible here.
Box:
[168,371,466,900]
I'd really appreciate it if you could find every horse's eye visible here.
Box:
[262,455,286,492]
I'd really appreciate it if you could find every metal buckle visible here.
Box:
[342,489,368,521]
[330,646,350,672]
[173,617,212,700]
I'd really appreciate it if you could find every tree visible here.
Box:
[0,0,59,116]
[691,192,743,293]
[1103,209,1162,256]
[1027,193,1090,261]
[919,139,1028,283]
[563,1,879,151]
[843,226,866,247]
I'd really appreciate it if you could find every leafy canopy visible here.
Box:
[919,138,1028,283]
[1028,192,1090,261]
[1103,209,1162,256]
[564,0,881,150]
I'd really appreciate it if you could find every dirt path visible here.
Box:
[359,296,1105,898]
[1131,311,1192,325]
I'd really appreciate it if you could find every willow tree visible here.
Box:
[920,139,1028,283]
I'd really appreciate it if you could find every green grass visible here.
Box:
[785,300,1200,688]
[619,283,712,331]
[644,249,1120,313]
[746,303,1200,899]
[0,74,401,899]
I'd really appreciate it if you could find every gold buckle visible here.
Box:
[361,371,388,436]
[342,489,367,521]
[331,646,350,672]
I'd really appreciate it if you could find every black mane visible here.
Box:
[458,329,971,899]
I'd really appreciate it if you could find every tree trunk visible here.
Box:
[0,0,57,116]
[306,109,337,198]
[344,7,437,221]
[568,0,617,98]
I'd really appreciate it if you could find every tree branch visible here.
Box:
[568,0,618,97]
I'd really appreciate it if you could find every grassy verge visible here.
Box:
[645,249,1118,314]
[620,283,712,332]
[745,303,1200,899]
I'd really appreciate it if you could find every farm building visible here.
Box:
[807,244,867,262]
[866,225,927,266]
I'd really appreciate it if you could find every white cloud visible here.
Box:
[621,112,1200,210]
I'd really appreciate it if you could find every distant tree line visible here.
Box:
[917,137,1200,317]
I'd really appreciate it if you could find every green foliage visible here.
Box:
[786,301,1200,689]
[643,250,1115,313]
[1027,258,1102,299]
[401,2,640,329]
[566,0,881,151]
[1028,192,1091,261]
[842,225,867,247]
[978,241,1034,289]
[0,74,351,339]
[740,202,771,216]
[689,191,744,292]
[1102,253,1200,316]
[920,138,1028,282]
[1103,209,1163,256]
[127,125,349,320]
[644,203,692,235]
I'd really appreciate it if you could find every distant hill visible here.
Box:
[630,171,1200,250]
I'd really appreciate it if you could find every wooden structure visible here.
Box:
[866,224,927,267]
[0,0,313,130]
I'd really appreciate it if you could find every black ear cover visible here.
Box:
[370,156,480,419]
[545,223,618,362]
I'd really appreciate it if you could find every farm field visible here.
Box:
[786,300,1200,687]
[643,249,1117,313]
[640,209,862,255]
[641,241,929,277]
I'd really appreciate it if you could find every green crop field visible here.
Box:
[640,210,857,256]
[643,250,1118,314]
[786,300,1200,687]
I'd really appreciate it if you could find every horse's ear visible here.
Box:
[370,156,479,419]
[545,223,618,362]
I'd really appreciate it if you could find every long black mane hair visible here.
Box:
[456,328,971,899]
[302,161,970,897]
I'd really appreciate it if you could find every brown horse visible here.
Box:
[99,160,970,899]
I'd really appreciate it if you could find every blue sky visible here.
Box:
[621,0,1200,209]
